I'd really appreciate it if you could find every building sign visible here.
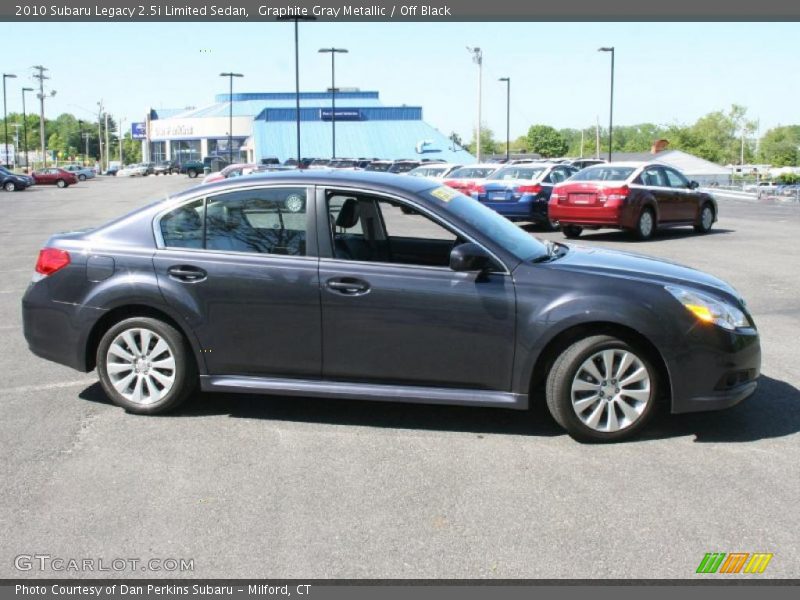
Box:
[131,122,147,139]
[151,124,195,138]
[320,109,362,121]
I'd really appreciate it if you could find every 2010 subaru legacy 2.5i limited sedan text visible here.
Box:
[21,171,760,442]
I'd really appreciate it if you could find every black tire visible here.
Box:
[694,203,715,234]
[562,225,583,239]
[544,218,560,231]
[96,316,197,415]
[187,169,198,179]
[3,181,15,192]
[56,179,67,188]
[78,174,86,181]
[545,335,659,443]
[634,207,656,241]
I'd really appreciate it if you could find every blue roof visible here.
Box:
[253,120,474,163]
[162,97,385,119]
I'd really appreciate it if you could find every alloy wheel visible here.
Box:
[106,327,177,405]
[570,349,652,432]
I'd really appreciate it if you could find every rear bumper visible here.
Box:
[548,203,623,227]
[22,279,98,373]
[478,195,550,222]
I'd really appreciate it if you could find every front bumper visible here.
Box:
[667,324,761,414]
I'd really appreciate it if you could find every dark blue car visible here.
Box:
[471,163,577,228]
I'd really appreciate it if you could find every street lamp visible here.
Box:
[219,72,244,163]
[498,77,510,162]
[318,47,348,159]
[3,73,17,168]
[278,14,317,164]
[598,47,615,162]
[466,47,483,161]
[21,87,33,171]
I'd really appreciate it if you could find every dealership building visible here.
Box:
[140,90,474,165]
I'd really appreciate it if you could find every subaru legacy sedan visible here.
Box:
[22,171,760,442]
[549,162,717,240]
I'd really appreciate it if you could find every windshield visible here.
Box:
[448,167,495,179]
[570,166,636,182]
[422,186,548,262]
[488,167,545,181]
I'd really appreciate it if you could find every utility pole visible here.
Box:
[97,100,104,169]
[467,47,483,162]
[580,129,585,158]
[82,132,90,160]
[118,116,125,165]
[11,123,20,168]
[21,87,33,171]
[32,65,49,167]
[104,112,110,171]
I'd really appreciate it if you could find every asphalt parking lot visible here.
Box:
[1,175,798,579]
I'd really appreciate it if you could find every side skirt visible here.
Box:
[200,375,528,410]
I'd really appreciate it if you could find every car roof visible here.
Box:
[173,169,441,200]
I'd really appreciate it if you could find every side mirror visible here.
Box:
[689,180,700,189]
[450,242,495,273]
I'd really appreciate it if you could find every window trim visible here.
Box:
[315,185,511,276]
[152,183,316,258]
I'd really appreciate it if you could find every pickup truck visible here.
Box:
[181,156,229,178]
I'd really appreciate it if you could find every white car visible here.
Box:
[116,164,148,177]
[406,163,462,180]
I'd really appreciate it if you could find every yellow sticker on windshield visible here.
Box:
[430,186,459,203]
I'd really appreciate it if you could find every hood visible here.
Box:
[546,244,740,301]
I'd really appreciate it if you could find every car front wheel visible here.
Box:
[546,335,658,442]
[96,317,197,415]
[3,181,15,192]
[187,169,198,178]
[694,203,715,234]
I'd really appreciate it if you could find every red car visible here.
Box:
[548,161,718,241]
[32,168,79,188]
[442,164,499,196]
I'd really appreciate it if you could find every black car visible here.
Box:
[153,160,180,175]
[0,167,32,191]
[21,171,760,442]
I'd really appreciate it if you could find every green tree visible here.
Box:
[759,125,800,166]
[526,125,568,158]
[467,126,498,157]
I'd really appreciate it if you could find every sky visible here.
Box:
[2,21,799,141]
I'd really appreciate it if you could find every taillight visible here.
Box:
[516,184,542,194]
[35,248,70,276]
[550,190,562,204]
[598,186,629,205]
[473,185,485,194]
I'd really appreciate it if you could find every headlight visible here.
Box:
[665,286,749,331]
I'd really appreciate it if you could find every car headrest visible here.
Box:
[206,203,229,223]
[335,199,360,228]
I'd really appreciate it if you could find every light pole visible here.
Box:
[278,15,316,164]
[3,73,16,168]
[467,47,482,162]
[318,48,348,159]
[32,65,52,167]
[219,72,243,163]
[22,87,33,171]
[598,47,615,162]
[498,77,510,162]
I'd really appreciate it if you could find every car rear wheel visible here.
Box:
[545,335,658,443]
[78,174,86,181]
[97,317,197,415]
[3,181,15,192]
[635,208,656,240]
[694,204,715,234]
[562,225,583,239]
[187,169,198,178]
[56,179,67,188]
